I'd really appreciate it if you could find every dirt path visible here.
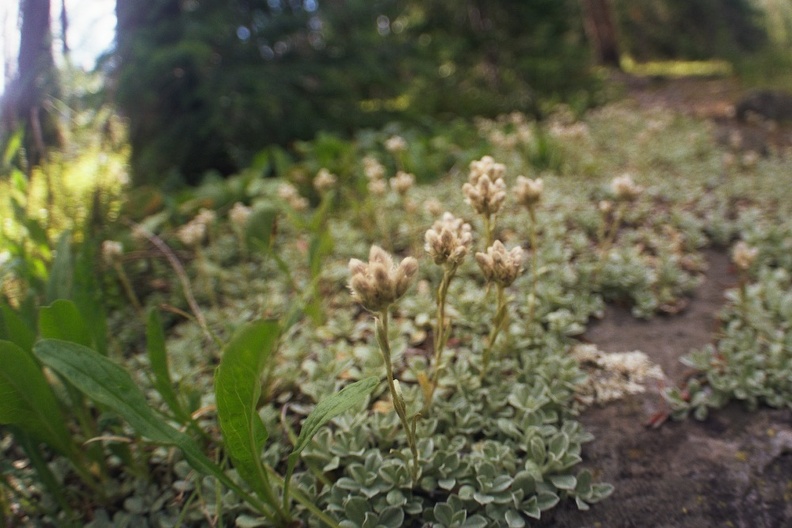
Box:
[543,238,792,526]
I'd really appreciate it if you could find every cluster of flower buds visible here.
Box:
[349,246,419,313]
[463,156,507,217]
[177,221,207,247]
[610,173,643,201]
[424,212,473,267]
[363,155,386,181]
[732,241,758,271]
[384,135,408,154]
[469,155,506,183]
[194,208,217,227]
[475,241,524,287]
[362,156,387,196]
[514,175,543,209]
[390,171,415,195]
[101,240,124,266]
[229,202,251,229]
[277,182,309,211]
[313,168,337,193]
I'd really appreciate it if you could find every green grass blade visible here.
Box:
[0,340,73,456]
[214,320,281,511]
[283,376,379,510]
[46,231,73,303]
[146,309,189,422]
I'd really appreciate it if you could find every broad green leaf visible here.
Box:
[146,310,188,421]
[46,231,73,303]
[0,340,72,455]
[549,474,576,490]
[214,320,280,505]
[283,376,379,506]
[39,299,93,347]
[0,303,36,353]
[33,339,270,515]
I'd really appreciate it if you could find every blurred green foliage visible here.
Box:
[113,0,597,186]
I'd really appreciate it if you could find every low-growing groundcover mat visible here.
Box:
[2,76,792,527]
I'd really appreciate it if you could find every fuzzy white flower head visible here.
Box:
[475,241,523,287]
[348,246,419,313]
[194,208,217,227]
[468,155,506,185]
[368,178,387,196]
[463,156,507,216]
[384,135,408,154]
[462,174,507,217]
[423,198,444,217]
[732,241,758,271]
[229,202,251,228]
[514,176,543,208]
[390,171,415,195]
[424,212,473,267]
[277,182,309,211]
[363,156,386,181]
[313,168,337,193]
[101,240,124,265]
[610,173,643,201]
[177,221,206,247]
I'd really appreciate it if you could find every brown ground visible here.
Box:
[542,79,792,528]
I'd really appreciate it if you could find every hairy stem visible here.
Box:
[376,311,420,484]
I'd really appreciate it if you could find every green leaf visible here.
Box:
[505,509,526,528]
[33,339,271,516]
[39,299,93,347]
[0,302,36,352]
[46,231,73,303]
[283,376,379,507]
[214,320,280,506]
[0,340,72,455]
[549,474,577,490]
[536,491,560,511]
[146,310,188,422]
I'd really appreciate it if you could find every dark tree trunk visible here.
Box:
[2,0,62,169]
[580,0,621,68]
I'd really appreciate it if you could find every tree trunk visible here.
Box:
[2,0,62,169]
[580,0,621,68]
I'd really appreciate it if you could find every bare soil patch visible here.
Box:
[544,249,792,527]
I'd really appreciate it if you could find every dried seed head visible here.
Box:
[313,168,337,193]
[101,240,124,266]
[514,176,543,208]
[610,173,643,201]
[475,240,523,287]
[390,171,415,195]
[229,202,251,228]
[598,200,613,214]
[349,246,419,312]
[732,241,758,271]
[385,135,408,153]
[424,212,473,267]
